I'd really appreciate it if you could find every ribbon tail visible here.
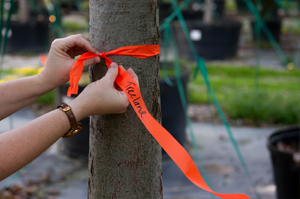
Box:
[67,60,84,97]
[39,54,47,66]
[115,68,249,199]
[105,57,113,68]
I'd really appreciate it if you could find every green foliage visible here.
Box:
[61,21,87,32]
[225,0,236,11]
[35,90,56,105]
[189,64,300,125]
[224,90,300,125]
[0,68,56,105]
[282,23,300,35]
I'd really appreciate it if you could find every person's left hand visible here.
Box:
[39,34,101,88]
[69,62,139,119]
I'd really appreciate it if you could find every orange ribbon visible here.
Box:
[67,45,249,199]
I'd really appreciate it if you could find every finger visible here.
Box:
[105,62,119,85]
[83,57,101,67]
[119,65,126,71]
[64,34,100,55]
[127,68,139,88]
[117,91,130,110]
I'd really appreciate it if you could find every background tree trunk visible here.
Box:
[88,0,162,198]
[203,0,214,24]
[18,0,30,23]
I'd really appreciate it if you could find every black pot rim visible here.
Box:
[251,18,282,23]
[9,18,50,25]
[176,19,242,28]
[267,125,300,155]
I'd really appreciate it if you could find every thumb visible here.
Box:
[105,62,119,84]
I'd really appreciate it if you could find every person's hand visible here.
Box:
[70,63,139,119]
[39,34,101,88]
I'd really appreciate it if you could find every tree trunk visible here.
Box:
[18,0,30,23]
[88,0,162,198]
[203,0,214,24]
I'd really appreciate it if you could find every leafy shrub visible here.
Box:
[224,90,300,125]
[35,90,56,105]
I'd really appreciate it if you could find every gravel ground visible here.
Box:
[1,54,42,70]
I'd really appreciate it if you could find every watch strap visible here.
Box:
[57,103,82,138]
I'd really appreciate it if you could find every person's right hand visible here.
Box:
[69,62,139,120]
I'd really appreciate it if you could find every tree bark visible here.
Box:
[18,0,30,23]
[88,0,162,198]
[203,0,214,24]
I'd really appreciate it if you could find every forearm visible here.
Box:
[0,101,84,181]
[0,74,55,120]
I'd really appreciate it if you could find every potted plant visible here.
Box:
[179,0,225,20]
[172,0,242,60]
[267,125,300,199]
[159,0,225,24]
[4,0,50,53]
[251,0,281,42]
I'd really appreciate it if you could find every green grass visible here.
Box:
[189,64,300,125]
[61,21,87,32]
[0,68,55,105]
[1,64,300,125]
[35,90,56,105]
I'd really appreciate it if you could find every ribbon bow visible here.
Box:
[67,45,249,199]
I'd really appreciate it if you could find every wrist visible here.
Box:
[69,99,87,122]
[36,72,57,92]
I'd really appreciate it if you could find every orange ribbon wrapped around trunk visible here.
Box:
[67,45,249,199]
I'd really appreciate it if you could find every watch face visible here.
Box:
[59,103,71,112]
[63,124,82,138]
[61,106,71,112]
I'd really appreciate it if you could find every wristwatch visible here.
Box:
[57,103,82,138]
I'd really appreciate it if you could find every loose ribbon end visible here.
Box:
[67,84,78,97]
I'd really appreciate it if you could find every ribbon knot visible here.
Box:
[67,45,160,97]
[99,52,107,58]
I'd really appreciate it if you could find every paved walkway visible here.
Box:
[0,106,280,199]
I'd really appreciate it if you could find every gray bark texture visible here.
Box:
[18,0,30,23]
[88,0,162,198]
[203,0,214,24]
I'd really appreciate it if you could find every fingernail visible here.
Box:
[110,62,118,68]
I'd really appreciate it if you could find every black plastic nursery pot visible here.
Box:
[267,125,300,199]
[181,0,225,20]
[160,63,190,156]
[5,19,50,53]
[236,0,250,13]
[173,20,242,60]
[59,84,90,160]
[159,2,173,24]
[251,19,282,42]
